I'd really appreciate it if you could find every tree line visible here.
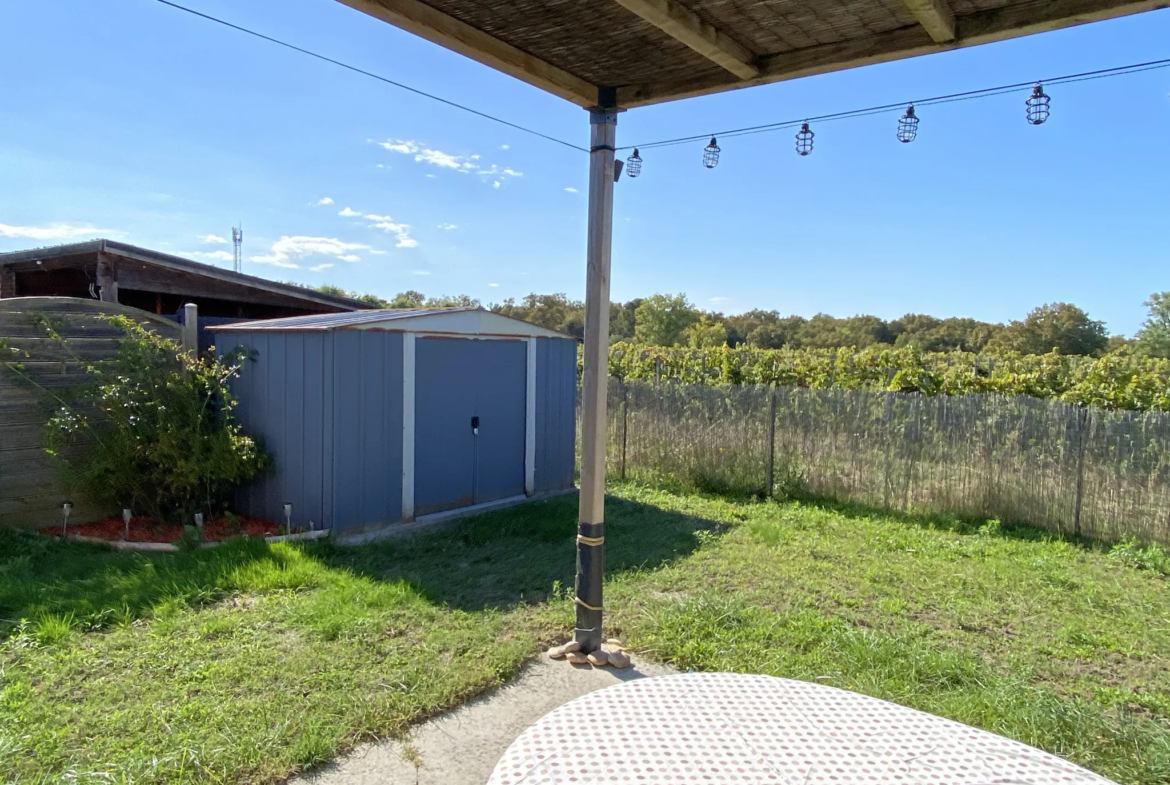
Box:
[311,285,1170,359]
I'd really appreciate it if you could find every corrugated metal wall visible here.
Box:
[331,331,403,529]
[225,330,574,532]
[225,330,337,528]
[534,337,577,493]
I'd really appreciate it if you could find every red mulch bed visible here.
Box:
[41,515,285,543]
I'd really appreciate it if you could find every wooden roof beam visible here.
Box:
[902,0,956,42]
[618,0,1169,107]
[611,0,759,80]
[334,0,599,106]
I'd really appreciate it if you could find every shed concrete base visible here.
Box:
[291,656,676,785]
[336,487,577,546]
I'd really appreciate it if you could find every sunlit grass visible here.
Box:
[1,486,1168,784]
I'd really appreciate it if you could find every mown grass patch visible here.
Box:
[1,486,1167,784]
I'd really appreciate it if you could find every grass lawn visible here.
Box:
[1,484,1168,784]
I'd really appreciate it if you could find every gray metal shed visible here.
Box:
[210,308,577,531]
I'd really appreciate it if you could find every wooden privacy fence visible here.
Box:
[606,380,1170,545]
[0,297,182,528]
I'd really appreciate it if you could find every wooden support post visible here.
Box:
[96,252,118,303]
[0,266,15,298]
[620,380,629,482]
[181,303,198,355]
[575,105,617,654]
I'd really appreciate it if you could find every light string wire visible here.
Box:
[151,0,590,153]
[622,57,1170,151]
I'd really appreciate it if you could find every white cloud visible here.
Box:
[380,139,480,171]
[0,222,111,241]
[499,144,510,150]
[436,223,458,231]
[564,187,578,193]
[187,250,234,262]
[316,197,334,206]
[492,181,501,189]
[309,263,335,272]
[374,222,418,248]
[709,296,730,304]
[488,282,500,287]
[338,207,360,217]
[201,234,228,244]
[412,270,431,276]
[379,139,520,185]
[250,236,371,269]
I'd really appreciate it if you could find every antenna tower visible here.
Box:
[231,225,243,273]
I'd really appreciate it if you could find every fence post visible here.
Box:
[181,303,198,355]
[620,380,629,481]
[1073,407,1088,538]
[765,386,776,498]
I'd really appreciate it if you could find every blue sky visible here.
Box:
[1,1,1168,335]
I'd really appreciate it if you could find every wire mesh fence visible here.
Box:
[602,380,1170,545]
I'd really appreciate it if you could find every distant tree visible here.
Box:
[745,317,806,349]
[685,315,729,348]
[892,315,1001,352]
[388,290,426,308]
[609,299,640,343]
[634,294,700,346]
[986,303,1108,356]
[797,314,894,349]
[1135,292,1170,359]
[493,293,585,338]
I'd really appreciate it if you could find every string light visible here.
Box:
[626,149,642,178]
[897,105,918,143]
[1026,83,1051,124]
[703,137,720,168]
[796,123,814,156]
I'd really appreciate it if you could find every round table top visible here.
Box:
[487,672,1112,785]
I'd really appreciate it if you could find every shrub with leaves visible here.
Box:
[45,315,268,522]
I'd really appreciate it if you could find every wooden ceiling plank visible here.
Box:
[334,0,599,106]
[611,0,759,79]
[618,0,1167,107]
[902,0,957,42]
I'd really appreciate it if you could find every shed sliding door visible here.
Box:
[413,337,526,516]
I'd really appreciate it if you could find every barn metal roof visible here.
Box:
[335,0,1165,108]
[209,307,575,338]
[0,240,372,312]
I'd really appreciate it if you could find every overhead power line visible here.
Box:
[151,0,589,152]
[151,1,1168,160]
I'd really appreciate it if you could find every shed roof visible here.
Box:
[209,307,575,339]
[336,0,1164,108]
[0,240,372,312]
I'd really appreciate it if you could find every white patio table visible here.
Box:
[487,672,1112,785]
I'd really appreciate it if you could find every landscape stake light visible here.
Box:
[796,123,815,156]
[122,508,132,541]
[194,512,204,529]
[1026,83,1051,125]
[626,149,642,178]
[61,501,72,536]
[897,105,919,143]
[283,503,293,533]
[703,137,720,168]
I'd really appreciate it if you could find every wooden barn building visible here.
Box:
[0,239,369,319]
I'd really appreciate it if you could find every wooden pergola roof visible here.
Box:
[337,0,1164,108]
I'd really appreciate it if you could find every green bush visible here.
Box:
[600,342,1170,412]
[46,316,268,522]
